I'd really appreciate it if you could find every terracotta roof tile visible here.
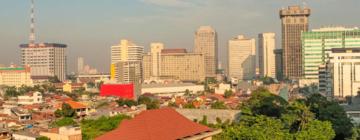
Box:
[96,108,212,140]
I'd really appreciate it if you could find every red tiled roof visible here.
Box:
[96,108,211,140]
[64,100,87,109]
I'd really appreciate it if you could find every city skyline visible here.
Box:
[0,0,359,72]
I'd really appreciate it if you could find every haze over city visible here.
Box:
[0,0,359,72]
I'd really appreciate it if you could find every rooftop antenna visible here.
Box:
[29,0,35,46]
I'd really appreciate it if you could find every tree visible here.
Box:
[210,101,227,109]
[224,90,233,98]
[48,76,61,83]
[62,103,75,118]
[87,82,95,88]
[299,83,319,96]
[116,99,137,107]
[138,96,159,110]
[81,115,130,140]
[183,102,195,109]
[51,117,77,127]
[306,94,353,139]
[242,87,288,118]
[212,88,336,140]
[36,136,50,140]
[54,109,63,118]
[184,89,191,96]
[5,86,20,97]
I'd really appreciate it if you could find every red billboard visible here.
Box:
[100,84,134,100]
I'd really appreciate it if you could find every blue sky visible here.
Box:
[0,0,359,72]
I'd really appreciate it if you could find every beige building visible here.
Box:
[150,43,164,77]
[143,47,205,82]
[20,43,67,81]
[259,33,276,78]
[0,66,33,87]
[40,126,82,140]
[280,6,310,80]
[320,48,360,98]
[110,39,144,83]
[194,26,218,78]
[228,35,256,81]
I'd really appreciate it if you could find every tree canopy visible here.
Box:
[212,88,337,140]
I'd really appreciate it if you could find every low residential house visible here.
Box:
[215,83,233,95]
[11,108,31,121]
[0,128,11,140]
[17,92,43,105]
[96,108,221,140]
[54,82,86,93]
[62,100,90,117]
[40,126,82,140]
[12,131,40,140]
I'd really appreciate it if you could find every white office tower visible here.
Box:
[150,43,164,77]
[194,26,218,78]
[258,33,276,78]
[20,43,67,81]
[77,57,84,74]
[111,39,144,83]
[321,48,360,98]
[228,35,256,81]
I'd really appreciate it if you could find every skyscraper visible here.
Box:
[194,26,218,78]
[150,43,164,77]
[302,27,360,84]
[274,49,283,81]
[320,48,360,98]
[258,33,276,79]
[77,57,84,74]
[280,6,310,80]
[20,43,67,81]
[110,39,144,83]
[20,0,67,82]
[143,48,205,82]
[228,35,256,81]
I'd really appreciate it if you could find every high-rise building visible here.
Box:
[258,33,276,78]
[20,43,67,81]
[110,39,144,83]
[194,26,218,78]
[0,66,33,87]
[228,35,256,81]
[320,48,360,98]
[77,57,84,74]
[143,48,205,82]
[150,43,164,77]
[274,49,283,81]
[302,27,360,84]
[280,6,310,80]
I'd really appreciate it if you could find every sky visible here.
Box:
[0,0,359,73]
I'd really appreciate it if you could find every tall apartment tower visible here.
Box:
[150,43,164,77]
[280,6,310,80]
[194,26,218,78]
[228,35,256,81]
[20,43,67,81]
[258,33,276,78]
[274,49,283,81]
[110,39,144,83]
[302,27,360,85]
[77,57,84,74]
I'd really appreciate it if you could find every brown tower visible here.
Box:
[280,6,310,80]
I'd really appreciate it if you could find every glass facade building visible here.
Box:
[301,27,360,83]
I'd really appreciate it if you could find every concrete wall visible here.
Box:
[175,109,241,124]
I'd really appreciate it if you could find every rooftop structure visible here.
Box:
[96,108,221,140]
